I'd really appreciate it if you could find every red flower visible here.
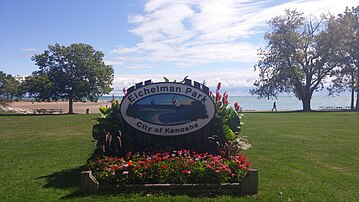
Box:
[223,98,228,105]
[216,82,221,91]
[246,161,251,168]
[216,91,222,103]
[128,161,133,166]
[161,165,167,170]
[222,92,229,105]
[240,155,246,163]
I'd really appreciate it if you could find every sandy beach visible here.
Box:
[4,100,112,114]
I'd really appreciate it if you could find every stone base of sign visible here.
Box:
[81,169,258,195]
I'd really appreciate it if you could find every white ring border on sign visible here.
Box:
[120,82,215,136]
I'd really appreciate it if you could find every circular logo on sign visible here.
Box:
[120,82,215,136]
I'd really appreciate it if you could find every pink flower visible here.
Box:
[216,91,222,103]
[182,170,191,175]
[215,169,221,173]
[222,92,229,105]
[122,87,127,95]
[122,171,129,175]
[234,102,241,112]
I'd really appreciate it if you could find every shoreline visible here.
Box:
[2,100,111,114]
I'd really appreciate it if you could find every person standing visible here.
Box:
[272,101,277,112]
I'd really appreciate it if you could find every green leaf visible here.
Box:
[99,106,108,116]
[223,125,235,141]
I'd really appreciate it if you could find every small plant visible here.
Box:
[90,100,134,159]
[208,82,250,157]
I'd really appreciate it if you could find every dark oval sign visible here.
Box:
[120,82,215,136]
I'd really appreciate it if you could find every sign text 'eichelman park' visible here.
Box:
[120,80,215,136]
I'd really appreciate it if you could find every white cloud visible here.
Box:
[111,0,359,68]
[111,68,258,95]
[105,60,123,66]
[108,0,359,95]
[20,48,38,52]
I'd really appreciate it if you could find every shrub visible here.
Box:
[208,82,250,158]
[89,100,134,159]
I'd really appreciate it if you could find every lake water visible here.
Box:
[229,96,352,111]
[100,95,353,111]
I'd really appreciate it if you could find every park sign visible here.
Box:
[120,79,215,136]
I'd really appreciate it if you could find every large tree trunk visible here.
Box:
[356,90,359,111]
[351,88,355,110]
[350,72,355,110]
[301,87,312,111]
[68,97,74,114]
[302,97,312,111]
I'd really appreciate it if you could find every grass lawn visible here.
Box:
[0,112,358,201]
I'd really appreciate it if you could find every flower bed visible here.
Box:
[83,81,258,195]
[83,150,258,195]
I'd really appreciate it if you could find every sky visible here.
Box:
[1,0,359,95]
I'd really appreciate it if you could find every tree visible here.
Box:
[28,43,114,113]
[328,6,359,110]
[251,9,345,111]
[0,71,24,100]
[0,71,7,99]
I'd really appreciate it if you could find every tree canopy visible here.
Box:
[0,71,24,100]
[328,6,359,110]
[251,9,345,111]
[27,43,114,113]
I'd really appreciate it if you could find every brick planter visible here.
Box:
[81,169,258,195]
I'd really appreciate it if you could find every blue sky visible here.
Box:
[1,0,358,95]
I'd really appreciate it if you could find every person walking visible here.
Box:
[272,101,277,112]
